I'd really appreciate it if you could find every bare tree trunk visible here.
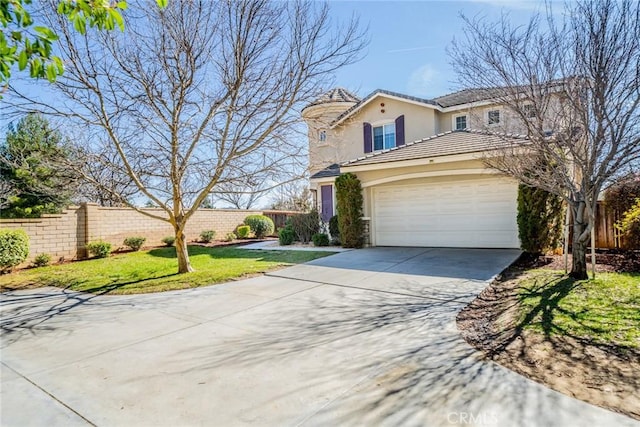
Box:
[174,224,193,274]
[570,201,589,280]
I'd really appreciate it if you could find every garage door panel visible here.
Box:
[373,177,519,248]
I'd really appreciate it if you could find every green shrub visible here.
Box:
[329,215,340,244]
[32,253,51,267]
[278,227,295,245]
[616,198,640,249]
[225,232,237,242]
[289,210,320,243]
[161,236,175,247]
[517,184,564,255]
[0,229,30,271]
[200,230,216,243]
[244,215,275,239]
[86,241,112,258]
[335,173,364,248]
[236,225,250,239]
[312,233,330,247]
[123,236,146,251]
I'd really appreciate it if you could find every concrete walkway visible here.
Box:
[1,248,637,426]
[239,240,351,252]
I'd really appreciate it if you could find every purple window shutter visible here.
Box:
[363,122,372,153]
[395,115,405,146]
[320,185,333,222]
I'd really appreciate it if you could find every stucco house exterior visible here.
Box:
[303,87,537,249]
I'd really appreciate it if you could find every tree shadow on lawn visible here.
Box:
[147,245,334,263]
[457,270,640,420]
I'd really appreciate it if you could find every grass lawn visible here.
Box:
[0,246,334,295]
[517,270,640,350]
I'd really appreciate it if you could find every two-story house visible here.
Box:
[303,87,533,249]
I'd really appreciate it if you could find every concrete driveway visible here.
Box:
[1,248,637,427]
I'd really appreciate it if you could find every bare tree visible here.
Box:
[74,145,140,207]
[450,0,640,279]
[270,181,313,211]
[7,0,366,273]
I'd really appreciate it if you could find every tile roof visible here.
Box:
[306,88,360,108]
[434,88,507,108]
[331,89,439,126]
[310,163,341,179]
[342,130,527,167]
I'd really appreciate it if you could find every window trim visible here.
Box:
[486,109,501,126]
[452,114,468,131]
[371,121,396,151]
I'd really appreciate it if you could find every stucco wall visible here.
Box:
[308,96,437,174]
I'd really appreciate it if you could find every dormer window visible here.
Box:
[487,110,501,125]
[454,114,468,130]
[318,130,327,142]
[373,123,396,150]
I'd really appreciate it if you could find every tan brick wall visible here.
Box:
[88,206,262,249]
[0,204,282,266]
[0,206,85,263]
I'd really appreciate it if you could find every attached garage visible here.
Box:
[372,176,519,248]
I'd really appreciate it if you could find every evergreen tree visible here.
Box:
[0,114,78,218]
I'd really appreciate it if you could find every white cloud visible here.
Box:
[407,64,437,97]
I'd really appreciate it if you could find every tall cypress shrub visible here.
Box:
[335,173,364,248]
[517,184,564,255]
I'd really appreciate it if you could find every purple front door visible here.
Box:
[320,185,333,222]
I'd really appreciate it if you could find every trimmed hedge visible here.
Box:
[236,225,250,239]
[517,184,564,255]
[312,233,330,247]
[335,173,364,248]
[244,215,275,239]
[0,229,29,271]
[86,241,112,258]
[123,236,146,251]
[278,226,295,245]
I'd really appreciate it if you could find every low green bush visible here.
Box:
[86,241,112,258]
[236,225,250,239]
[244,215,275,239]
[161,236,175,247]
[225,232,237,242]
[0,229,29,271]
[278,227,295,245]
[32,253,52,267]
[312,233,330,247]
[123,236,146,251]
[200,230,216,243]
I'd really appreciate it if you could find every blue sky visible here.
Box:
[327,0,550,99]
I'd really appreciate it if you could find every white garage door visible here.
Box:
[373,177,519,248]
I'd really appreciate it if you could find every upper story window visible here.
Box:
[454,114,468,130]
[523,104,536,118]
[487,110,501,125]
[318,130,327,142]
[373,123,396,150]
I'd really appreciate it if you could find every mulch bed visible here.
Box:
[457,250,640,421]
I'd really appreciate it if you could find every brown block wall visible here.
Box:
[88,206,262,249]
[0,205,86,263]
[0,204,274,266]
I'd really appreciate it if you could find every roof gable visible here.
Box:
[330,89,440,128]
